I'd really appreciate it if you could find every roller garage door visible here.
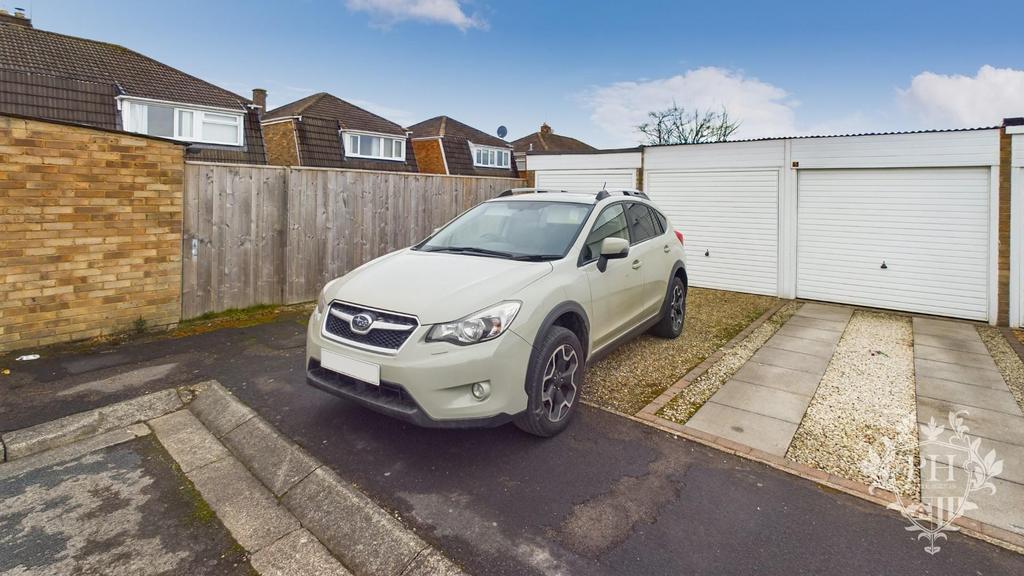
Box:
[646,170,779,295]
[797,167,990,320]
[534,169,636,194]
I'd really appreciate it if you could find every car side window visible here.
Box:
[581,204,629,263]
[626,202,659,245]
[651,209,668,234]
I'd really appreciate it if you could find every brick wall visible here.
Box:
[411,139,446,174]
[999,128,1011,325]
[0,115,184,352]
[262,120,300,166]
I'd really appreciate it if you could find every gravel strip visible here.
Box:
[786,311,919,498]
[656,301,802,424]
[583,288,779,415]
[978,326,1024,415]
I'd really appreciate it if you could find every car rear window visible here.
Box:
[626,203,659,244]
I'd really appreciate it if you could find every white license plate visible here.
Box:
[321,349,380,386]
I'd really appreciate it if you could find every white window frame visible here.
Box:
[118,97,245,146]
[341,130,407,162]
[469,142,511,169]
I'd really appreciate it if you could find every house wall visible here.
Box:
[262,119,300,166]
[0,115,184,352]
[412,139,447,174]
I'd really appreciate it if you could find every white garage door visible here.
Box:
[798,168,990,320]
[646,170,779,295]
[534,169,636,194]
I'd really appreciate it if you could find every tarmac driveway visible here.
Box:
[4,313,1024,575]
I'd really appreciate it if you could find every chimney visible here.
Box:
[540,123,552,135]
[251,88,267,117]
[0,8,33,27]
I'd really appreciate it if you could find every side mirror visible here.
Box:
[600,237,629,259]
[597,237,629,272]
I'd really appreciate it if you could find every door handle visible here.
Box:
[663,245,671,253]
[632,259,643,270]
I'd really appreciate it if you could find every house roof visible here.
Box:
[512,124,596,154]
[408,116,511,148]
[263,93,406,136]
[0,20,251,110]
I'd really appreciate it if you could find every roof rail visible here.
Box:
[594,189,649,201]
[498,188,563,197]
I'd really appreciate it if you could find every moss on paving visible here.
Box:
[583,288,779,415]
[657,301,801,424]
[172,303,314,338]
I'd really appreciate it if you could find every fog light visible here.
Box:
[471,381,491,400]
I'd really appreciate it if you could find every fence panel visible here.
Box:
[183,162,524,318]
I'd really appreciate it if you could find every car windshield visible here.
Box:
[416,200,592,260]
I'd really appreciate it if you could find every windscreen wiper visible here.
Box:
[424,246,518,259]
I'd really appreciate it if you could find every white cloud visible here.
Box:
[900,65,1024,128]
[583,67,800,145]
[345,0,486,31]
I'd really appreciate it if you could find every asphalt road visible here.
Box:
[5,314,1024,575]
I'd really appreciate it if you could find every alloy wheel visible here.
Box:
[541,344,578,422]
[670,285,685,331]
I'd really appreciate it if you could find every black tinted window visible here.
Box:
[582,204,629,262]
[652,209,667,234]
[626,203,659,244]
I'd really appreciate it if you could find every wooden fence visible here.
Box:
[181,162,525,319]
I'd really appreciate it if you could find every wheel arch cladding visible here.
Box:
[673,260,688,287]
[538,301,590,360]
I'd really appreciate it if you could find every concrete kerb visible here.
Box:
[183,380,466,576]
[0,388,182,461]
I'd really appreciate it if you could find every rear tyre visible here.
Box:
[651,275,687,338]
[515,326,583,437]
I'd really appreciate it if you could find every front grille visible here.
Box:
[323,302,417,352]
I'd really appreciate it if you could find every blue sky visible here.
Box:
[19,0,1024,147]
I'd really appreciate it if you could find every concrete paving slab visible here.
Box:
[149,409,230,474]
[1,388,181,461]
[918,378,1024,416]
[685,402,799,456]
[914,344,999,371]
[710,380,811,424]
[776,324,844,344]
[751,346,831,376]
[765,334,837,358]
[914,332,990,354]
[188,380,256,438]
[920,435,1024,486]
[222,415,320,497]
[794,304,854,322]
[915,359,1007,389]
[917,397,1024,447]
[785,315,848,333]
[732,362,823,396]
[187,456,300,552]
[283,467,427,576]
[923,464,1024,535]
[0,425,148,481]
[913,317,980,339]
[250,528,352,576]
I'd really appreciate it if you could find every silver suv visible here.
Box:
[305,189,688,436]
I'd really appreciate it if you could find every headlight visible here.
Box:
[315,286,329,318]
[427,301,521,345]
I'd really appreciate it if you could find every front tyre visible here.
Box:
[651,275,687,338]
[515,326,583,437]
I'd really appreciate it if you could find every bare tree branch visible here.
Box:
[637,104,740,145]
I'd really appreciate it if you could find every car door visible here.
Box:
[625,202,668,318]
[580,203,644,351]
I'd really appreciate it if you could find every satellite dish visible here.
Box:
[497,125,508,139]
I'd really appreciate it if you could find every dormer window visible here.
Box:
[343,131,406,161]
[121,98,244,146]
[470,143,511,168]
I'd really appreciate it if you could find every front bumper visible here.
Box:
[305,311,533,426]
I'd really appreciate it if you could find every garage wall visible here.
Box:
[535,169,636,193]
[528,150,641,193]
[1010,130,1024,326]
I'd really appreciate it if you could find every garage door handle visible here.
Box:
[632,260,643,270]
